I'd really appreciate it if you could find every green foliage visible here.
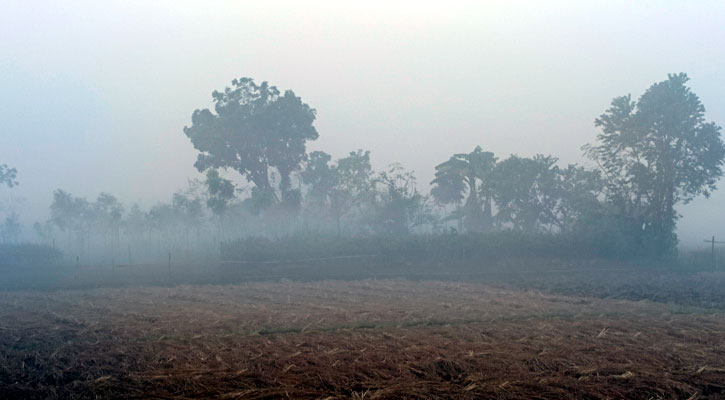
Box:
[431,146,496,232]
[246,186,277,216]
[184,77,318,208]
[584,73,725,256]
[50,189,91,233]
[301,149,374,234]
[491,154,561,231]
[204,169,235,216]
[32,73,723,265]
[301,151,336,207]
[369,163,434,235]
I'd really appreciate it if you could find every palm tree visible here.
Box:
[431,146,497,232]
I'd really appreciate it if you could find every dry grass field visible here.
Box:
[1,279,725,399]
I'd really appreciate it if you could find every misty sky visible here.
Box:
[1,1,724,246]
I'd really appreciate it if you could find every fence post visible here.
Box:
[168,251,172,283]
[713,236,717,271]
[128,244,132,266]
[75,255,79,279]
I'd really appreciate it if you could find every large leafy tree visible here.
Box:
[430,146,497,232]
[584,73,725,255]
[184,78,318,206]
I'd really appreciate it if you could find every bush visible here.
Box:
[220,231,630,267]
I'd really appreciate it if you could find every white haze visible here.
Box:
[1,1,724,247]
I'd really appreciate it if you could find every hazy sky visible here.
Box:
[1,1,724,246]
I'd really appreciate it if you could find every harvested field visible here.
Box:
[1,280,725,399]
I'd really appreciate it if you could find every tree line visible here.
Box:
[6,73,725,260]
[183,73,724,258]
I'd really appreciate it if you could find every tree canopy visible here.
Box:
[584,73,725,255]
[184,78,318,206]
[430,146,496,232]
[204,170,236,217]
[301,150,373,235]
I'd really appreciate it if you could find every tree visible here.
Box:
[302,151,336,209]
[94,193,124,249]
[369,163,432,235]
[301,150,373,235]
[123,204,148,241]
[431,146,497,232]
[204,169,236,217]
[0,212,21,243]
[50,189,91,244]
[555,165,604,230]
[33,221,55,246]
[584,73,725,256]
[0,164,17,188]
[172,190,204,248]
[184,78,318,209]
[490,155,562,232]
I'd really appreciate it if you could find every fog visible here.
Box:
[6,3,725,398]
[2,0,725,247]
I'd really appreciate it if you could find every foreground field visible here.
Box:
[1,280,725,399]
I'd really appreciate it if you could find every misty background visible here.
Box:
[1,1,724,247]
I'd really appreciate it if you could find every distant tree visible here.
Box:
[204,169,236,217]
[0,212,21,243]
[123,204,148,241]
[301,151,336,209]
[369,163,432,235]
[147,203,174,232]
[490,155,562,232]
[93,193,124,248]
[0,164,17,188]
[584,73,725,256]
[33,221,55,246]
[50,189,91,248]
[301,150,374,235]
[184,78,318,210]
[431,146,497,232]
[554,165,605,230]
[172,190,204,246]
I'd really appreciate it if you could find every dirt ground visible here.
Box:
[1,280,725,399]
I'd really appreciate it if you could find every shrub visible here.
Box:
[220,231,630,267]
